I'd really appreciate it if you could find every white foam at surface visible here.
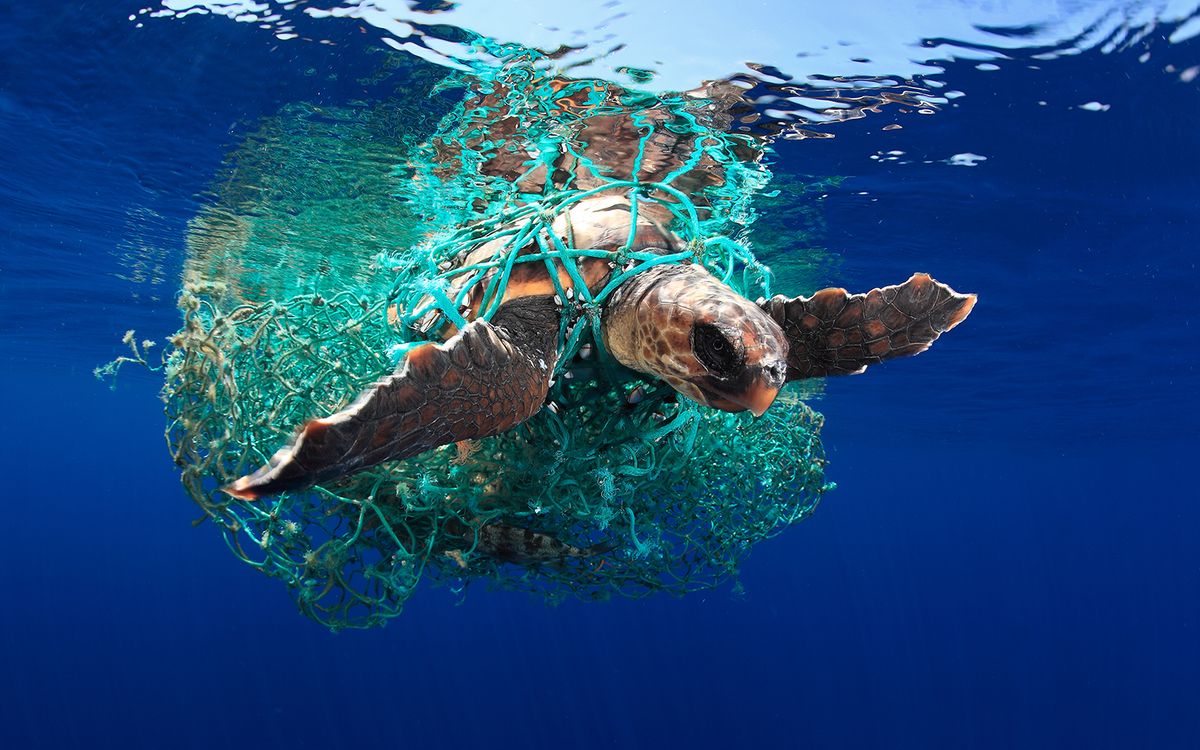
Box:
[1168,13,1200,42]
[947,152,987,166]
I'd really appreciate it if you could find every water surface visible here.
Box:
[1,1,1197,747]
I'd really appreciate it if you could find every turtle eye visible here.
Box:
[692,322,743,378]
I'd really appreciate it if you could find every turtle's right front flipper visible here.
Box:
[225,296,561,500]
[761,273,976,380]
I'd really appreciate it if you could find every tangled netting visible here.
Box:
[161,55,832,630]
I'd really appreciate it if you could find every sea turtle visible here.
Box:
[225,78,976,500]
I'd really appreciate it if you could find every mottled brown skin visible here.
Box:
[225,295,562,499]
[226,192,976,500]
[227,195,685,500]
[760,273,977,379]
[602,263,787,415]
[227,71,978,501]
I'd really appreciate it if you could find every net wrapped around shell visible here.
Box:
[163,56,831,630]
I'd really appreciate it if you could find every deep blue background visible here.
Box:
[1,3,1197,748]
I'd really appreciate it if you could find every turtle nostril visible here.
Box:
[765,361,787,386]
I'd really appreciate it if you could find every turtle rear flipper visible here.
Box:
[761,273,976,380]
[225,295,561,499]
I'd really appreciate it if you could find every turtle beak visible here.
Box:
[704,379,780,416]
[747,358,788,416]
[704,361,786,416]
[735,379,780,417]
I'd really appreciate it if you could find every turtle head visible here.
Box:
[602,264,787,416]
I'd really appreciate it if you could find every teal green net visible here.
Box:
[161,58,832,630]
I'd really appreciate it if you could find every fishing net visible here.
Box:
[156,55,832,630]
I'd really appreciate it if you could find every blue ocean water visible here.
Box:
[2,1,1198,748]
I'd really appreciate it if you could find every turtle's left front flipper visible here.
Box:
[224,296,562,500]
[761,273,976,380]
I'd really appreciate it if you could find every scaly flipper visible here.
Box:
[760,273,976,380]
[225,296,562,499]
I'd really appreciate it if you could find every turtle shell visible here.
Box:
[410,193,685,339]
